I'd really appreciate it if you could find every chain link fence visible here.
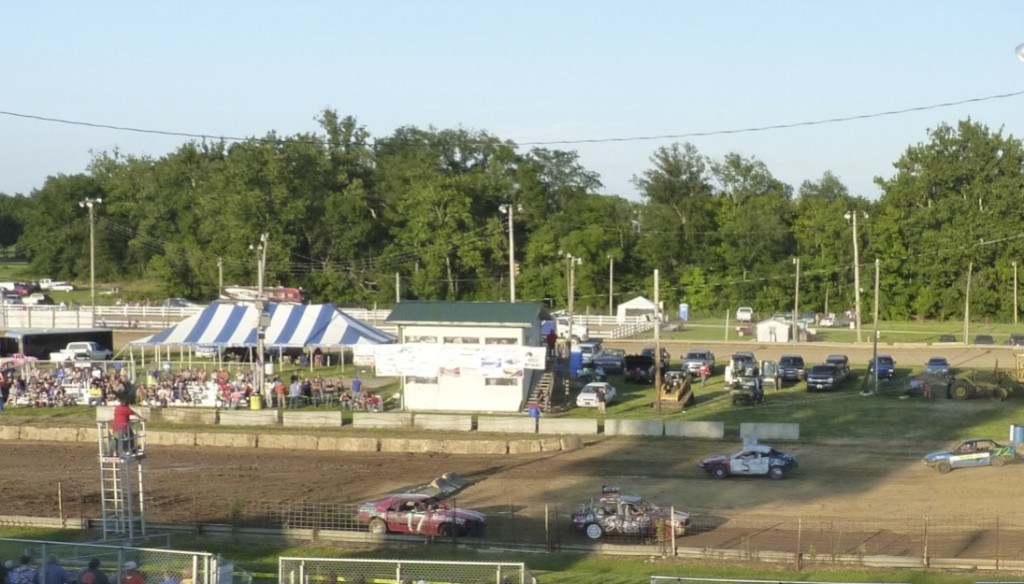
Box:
[227,500,1024,566]
[279,557,536,584]
[0,538,230,584]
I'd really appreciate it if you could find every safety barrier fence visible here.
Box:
[0,537,231,584]
[184,501,1024,570]
[279,557,536,584]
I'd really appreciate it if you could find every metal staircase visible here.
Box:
[523,370,555,412]
[97,420,147,541]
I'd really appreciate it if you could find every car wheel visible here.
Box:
[992,456,1008,468]
[585,523,603,540]
[950,380,973,400]
[712,466,728,479]
[368,518,387,535]
[437,523,454,537]
[936,461,952,474]
[993,387,1009,401]
[769,467,785,480]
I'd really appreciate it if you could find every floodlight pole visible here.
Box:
[255,233,268,404]
[79,197,103,327]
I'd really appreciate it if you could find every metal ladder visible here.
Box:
[97,421,147,541]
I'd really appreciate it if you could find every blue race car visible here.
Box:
[923,438,1016,474]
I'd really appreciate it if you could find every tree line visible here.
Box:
[1,112,1022,322]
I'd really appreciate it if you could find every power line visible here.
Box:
[2,90,1022,149]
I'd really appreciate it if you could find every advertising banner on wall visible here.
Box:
[372,344,545,377]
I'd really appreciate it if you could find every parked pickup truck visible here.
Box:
[49,341,113,361]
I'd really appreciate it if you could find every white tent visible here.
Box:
[756,319,792,343]
[616,296,657,324]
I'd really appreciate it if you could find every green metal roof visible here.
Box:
[387,301,550,326]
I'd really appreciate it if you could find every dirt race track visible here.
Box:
[5,340,1024,563]
[5,433,1024,562]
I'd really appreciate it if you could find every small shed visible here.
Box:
[756,319,792,343]
[616,296,658,324]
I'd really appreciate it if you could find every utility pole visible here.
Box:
[217,257,223,299]
[254,233,269,406]
[608,255,614,317]
[654,269,662,416]
[792,257,800,343]
[845,211,864,343]
[1014,261,1018,326]
[964,262,973,343]
[395,272,400,304]
[500,204,518,302]
[873,258,880,394]
[79,197,103,327]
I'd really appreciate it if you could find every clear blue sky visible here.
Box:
[3,1,1023,201]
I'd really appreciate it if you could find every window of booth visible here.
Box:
[405,335,438,343]
[443,336,480,344]
[485,337,517,345]
[404,376,439,384]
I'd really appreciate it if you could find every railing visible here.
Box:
[280,556,537,584]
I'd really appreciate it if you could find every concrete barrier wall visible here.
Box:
[219,410,280,426]
[477,416,537,434]
[259,433,319,450]
[740,422,800,441]
[282,411,343,428]
[441,440,507,455]
[604,419,663,436]
[96,406,152,422]
[508,439,544,454]
[413,414,473,432]
[147,431,196,447]
[538,418,598,435]
[0,426,20,440]
[19,426,80,443]
[664,420,725,439]
[317,436,380,452]
[379,438,445,453]
[353,412,413,429]
[153,409,218,425]
[195,432,258,448]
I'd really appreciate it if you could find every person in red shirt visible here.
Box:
[113,396,145,454]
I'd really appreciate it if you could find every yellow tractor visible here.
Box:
[658,370,696,411]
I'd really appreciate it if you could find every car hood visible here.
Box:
[923,451,953,463]
[699,454,729,467]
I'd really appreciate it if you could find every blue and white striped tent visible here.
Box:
[129,303,394,348]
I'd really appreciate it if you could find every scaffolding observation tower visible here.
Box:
[97,419,147,541]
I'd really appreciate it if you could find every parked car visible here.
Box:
[699,443,798,480]
[777,354,805,382]
[735,306,754,322]
[576,382,617,408]
[641,347,670,368]
[20,293,54,306]
[356,493,485,537]
[867,355,896,379]
[576,340,603,366]
[682,349,716,376]
[570,485,689,540]
[1006,333,1024,346]
[49,282,76,292]
[623,354,656,383]
[922,438,1016,474]
[592,348,626,374]
[974,334,995,345]
[160,297,197,308]
[937,334,957,343]
[806,364,841,392]
[824,355,851,380]
[924,357,951,375]
[2,294,23,305]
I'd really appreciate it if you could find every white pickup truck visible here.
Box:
[49,341,113,362]
[39,279,75,292]
[554,315,589,342]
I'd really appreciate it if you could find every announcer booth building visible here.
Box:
[380,301,550,412]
